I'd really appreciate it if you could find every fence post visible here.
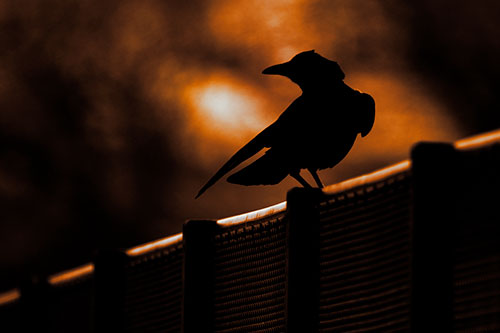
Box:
[94,249,127,333]
[182,219,217,333]
[286,187,323,332]
[411,142,456,332]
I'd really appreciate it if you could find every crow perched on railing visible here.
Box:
[196,50,375,198]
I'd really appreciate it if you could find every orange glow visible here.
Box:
[126,233,183,256]
[189,82,263,133]
[208,0,319,63]
[323,159,411,195]
[0,289,20,306]
[343,73,461,162]
[216,160,409,225]
[181,72,274,167]
[454,128,500,150]
[217,201,286,226]
[48,263,94,286]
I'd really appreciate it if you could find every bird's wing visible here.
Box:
[195,124,275,198]
[356,92,375,137]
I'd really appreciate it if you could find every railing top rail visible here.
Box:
[48,263,94,286]
[126,233,183,257]
[322,160,411,196]
[454,128,500,150]
[216,201,287,226]
[0,288,20,306]
[34,128,500,291]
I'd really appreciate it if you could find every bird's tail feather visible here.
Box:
[195,131,269,198]
[227,153,288,186]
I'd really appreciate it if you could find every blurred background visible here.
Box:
[1,0,499,288]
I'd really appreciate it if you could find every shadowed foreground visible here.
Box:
[1,129,500,332]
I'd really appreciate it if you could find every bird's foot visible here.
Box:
[308,169,324,188]
[291,172,312,188]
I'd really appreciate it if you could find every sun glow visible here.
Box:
[182,73,277,167]
[189,81,263,133]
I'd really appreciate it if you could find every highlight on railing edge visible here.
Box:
[0,128,499,302]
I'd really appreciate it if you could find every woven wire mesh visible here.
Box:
[452,144,500,332]
[317,170,412,332]
[453,241,500,332]
[123,242,183,333]
[213,212,287,332]
[48,274,94,333]
[0,297,21,332]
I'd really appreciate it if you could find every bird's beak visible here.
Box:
[262,62,291,76]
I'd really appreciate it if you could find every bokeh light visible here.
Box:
[1,0,499,288]
[187,79,264,135]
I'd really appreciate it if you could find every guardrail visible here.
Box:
[1,129,500,332]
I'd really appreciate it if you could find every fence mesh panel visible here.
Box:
[452,144,500,332]
[123,242,183,332]
[48,274,94,333]
[0,295,21,333]
[213,212,287,332]
[317,170,412,331]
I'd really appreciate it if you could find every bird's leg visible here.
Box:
[291,171,312,188]
[308,168,324,188]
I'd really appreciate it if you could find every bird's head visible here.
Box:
[262,50,345,90]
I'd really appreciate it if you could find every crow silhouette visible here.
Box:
[196,50,375,198]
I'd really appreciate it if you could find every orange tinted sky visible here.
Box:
[1,0,499,287]
[168,0,462,218]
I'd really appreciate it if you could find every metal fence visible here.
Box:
[1,129,499,332]
[317,163,412,331]
[123,239,183,332]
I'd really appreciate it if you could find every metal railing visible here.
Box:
[1,129,499,332]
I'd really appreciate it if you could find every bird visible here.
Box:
[196,50,375,198]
